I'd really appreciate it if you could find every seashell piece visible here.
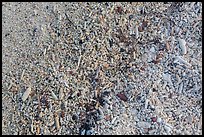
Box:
[161,33,164,41]
[166,42,170,51]
[133,51,136,59]
[174,56,191,66]
[22,87,31,101]
[44,126,50,135]
[36,125,40,135]
[164,123,172,133]
[80,129,86,135]
[86,130,94,135]
[157,117,162,123]
[43,48,46,56]
[149,129,157,135]
[54,113,60,130]
[98,107,104,117]
[51,91,58,100]
[30,121,34,134]
[137,121,151,128]
[178,82,183,94]
[150,47,155,53]
[59,88,64,100]
[111,117,117,125]
[178,38,187,55]
[145,99,149,109]
[162,73,173,86]
[20,70,25,80]
[135,25,139,39]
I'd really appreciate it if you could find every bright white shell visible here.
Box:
[137,121,151,128]
[162,73,173,86]
[178,38,187,55]
[51,91,58,100]
[174,56,191,66]
[135,25,139,39]
[22,87,31,101]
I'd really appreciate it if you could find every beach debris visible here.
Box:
[137,121,151,129]
[178,38,187,55]
[22,86,32,102]
[116,93,128,102]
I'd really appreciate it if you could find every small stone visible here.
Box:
[72,114,78,121]
[116,6,123,14]
[104,115,111,121]
[142,20,148,28]
[166,42,170,51]
[120,48,126,52]
[138,26,144,32]
[151,117,157,122]
[116,93,128,102]
[79,39,83,45]
[129,15,134,20]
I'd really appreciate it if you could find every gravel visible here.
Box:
[2,2,202,135]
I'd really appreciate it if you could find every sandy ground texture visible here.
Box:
[2,2,202,135]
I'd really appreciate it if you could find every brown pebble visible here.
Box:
[153,59,161,64]
[103,63,109,69]
[104,115,111,121]
[151,117,157,122]
[156,53,163,60]
[61,111,65,118]
[138,26,144,32]
[117,93,128,101]
[166,42,170,51]
[140,67,145,71]
[10,86,18,93]
[142,20,148,28]
[116,6,123,14]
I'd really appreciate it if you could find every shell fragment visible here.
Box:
[178,38,187,55]
[51,91,58,100]
[137,121,151,128]
[162,73,173,86]
[22,87,31,102]
[174,56,191,66]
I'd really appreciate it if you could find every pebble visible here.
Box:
[116,93,128,102]
[129,15,134,20]
[151,117,157,122]
[2,2,202,135]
